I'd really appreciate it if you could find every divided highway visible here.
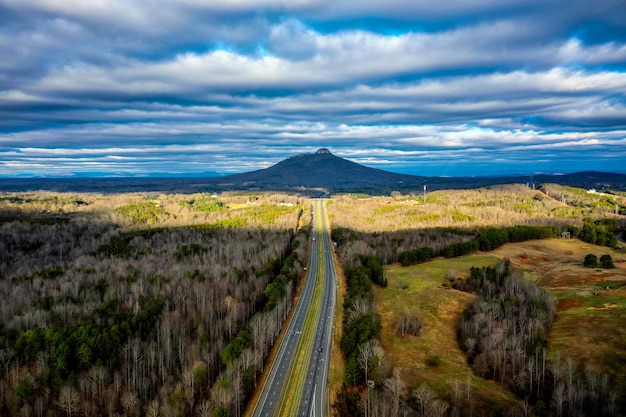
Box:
[252,200,337,417]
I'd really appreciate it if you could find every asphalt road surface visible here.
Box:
[253,200,337,417]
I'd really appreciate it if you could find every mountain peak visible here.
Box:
[216,148,424,193]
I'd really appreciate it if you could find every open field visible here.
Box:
[374,237,626,414]
[375,256,520,412]
[489,238,626,285]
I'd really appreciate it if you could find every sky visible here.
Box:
[1,0,626,178]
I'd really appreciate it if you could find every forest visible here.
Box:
[1,183,625,417]
[0,192,307,417]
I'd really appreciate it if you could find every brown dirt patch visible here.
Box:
[545,273,605,287]
[557,299,582,309]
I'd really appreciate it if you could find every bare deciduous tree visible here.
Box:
[384,368,405,417]
[395,312,422,337]
[452,379,462,409]
[57,385,79,417]
[413,382,434,417]
[552,382,565,417]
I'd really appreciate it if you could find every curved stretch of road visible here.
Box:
[252,200,337,417]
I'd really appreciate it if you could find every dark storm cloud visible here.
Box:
[0,0,625,177]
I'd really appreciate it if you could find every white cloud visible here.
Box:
[17,19,624,101]
[1,1,626,176]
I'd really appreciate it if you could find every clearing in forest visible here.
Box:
[377,238,626,411]
[375,256,519,412]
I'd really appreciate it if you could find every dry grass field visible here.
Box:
[489,238,626,285]
[375,238,626,412]
[375,256,520,413]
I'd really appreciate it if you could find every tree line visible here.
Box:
[337,255,385,416]
[394,225,558,267]
[395,222,621,267]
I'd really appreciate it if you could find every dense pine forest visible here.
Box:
[0,192,307,417]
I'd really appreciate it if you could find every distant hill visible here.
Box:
[211,148,426,193]
[1,149,625,194]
